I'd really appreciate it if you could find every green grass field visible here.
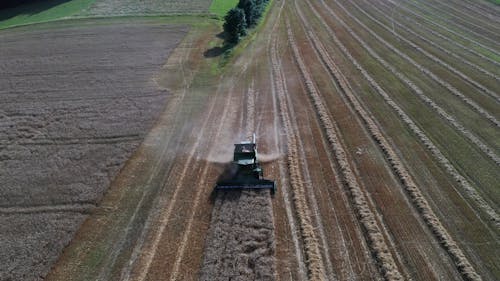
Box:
[0,0,95,29]
[209,0,239,18]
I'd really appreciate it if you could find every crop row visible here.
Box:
[400,0,499,48]
[377,0,500,68]
[449,0,500,22]
[332,0,500,164]
[300,2,483,279]
[315,0,500,230]
[421,0,500,32]
[379,0,500,59]
[287,16,404,280]
[349,0,499,102]
[270,35,327,280]
[367,1,498,82]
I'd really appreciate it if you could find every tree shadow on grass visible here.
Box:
[203,31,237,58]
[0,0,73,22]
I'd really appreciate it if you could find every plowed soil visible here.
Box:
[3,0,499,280]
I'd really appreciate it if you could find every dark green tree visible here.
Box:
[223,8,247,44]
[237,0,259,28]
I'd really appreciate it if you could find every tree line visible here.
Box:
[223,0,270,45]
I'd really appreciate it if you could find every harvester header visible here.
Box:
[215,134,276,195]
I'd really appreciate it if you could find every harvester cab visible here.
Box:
[215,134,276,195]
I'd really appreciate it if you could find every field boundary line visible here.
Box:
[95,77,189,280]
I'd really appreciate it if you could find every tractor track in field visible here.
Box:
[322,0,500,166]
[342,0,500,104]
[169,60,253,281]
[298,7,482,278]
[400,0,500,48]
[119,33,197,281]
[309,0,500,228]
[376,0,500,68]
[91,32,201,281]
[125,59,249,281]
[383,0,500,59]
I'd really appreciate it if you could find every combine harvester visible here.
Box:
[216,134,276,195]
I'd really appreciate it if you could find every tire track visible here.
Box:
[128,62,244,281]
[270,30,327,280]
[115,32,203,281]
[303,17,483,281]
[309,0,500,234]
[322,0,500,165]
[286,17,404,280]
[169,82,240,281]
[94,70,193,281]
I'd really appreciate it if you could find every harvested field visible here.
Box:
[81,0,212,16]
[0,21,188,280]
[3,0,499,280]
